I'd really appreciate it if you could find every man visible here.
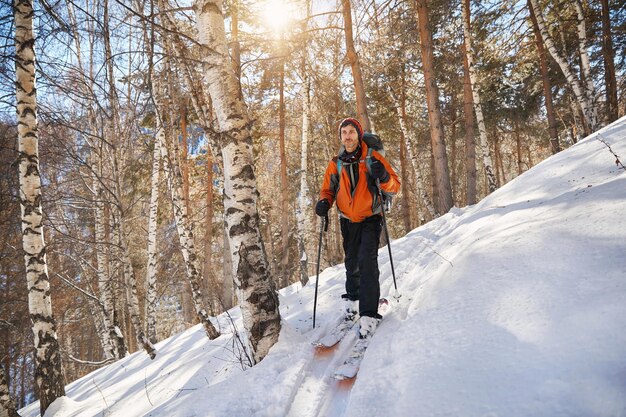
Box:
[315,118,400,339]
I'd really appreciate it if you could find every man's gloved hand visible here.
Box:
[315,199,330,217]
[370,157,390,183]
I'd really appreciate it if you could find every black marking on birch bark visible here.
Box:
[225,206,242,216]
[197,1,222,15]
[18,106,37,119]
[232,164,254,181]
[25,246,45,260]
[229,214,254,238]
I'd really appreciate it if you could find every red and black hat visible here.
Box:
[338,117,364,142]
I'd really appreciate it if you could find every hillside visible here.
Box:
[21,117,626,417]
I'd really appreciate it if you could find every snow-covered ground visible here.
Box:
[21,117,626,417]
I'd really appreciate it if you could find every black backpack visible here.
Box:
[336,132,393,212]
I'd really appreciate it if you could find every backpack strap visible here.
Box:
[365,147,373,175]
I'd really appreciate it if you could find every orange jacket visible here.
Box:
[319,142,400,223]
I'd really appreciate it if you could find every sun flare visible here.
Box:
[260,0,295,33]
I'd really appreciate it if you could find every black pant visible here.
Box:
[340,215,382,318]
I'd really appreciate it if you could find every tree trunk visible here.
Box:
[600,0,618,123]
[229,0,243,99]
[0,364,20,417]
[528,0,598,133]
[93,151,127,360]
[415,0,453,215]
[461,43,478,205]
[179,109,195,325]
[296,45,312,285]
[14,0,66,412]
[145,125,162,344]
[527,0,560,154]
[104,0,156,359]
[221,226,234,310]
[278,57,290,289]
[573,0,598,131]
[342,0,371,131]
[194,0,281,363]
[389,85,436,220]
[398,131,413,233]
[204,147,216,313]
[156,98,219,340]
[462,0,497,194]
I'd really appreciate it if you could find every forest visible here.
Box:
[0,0,624,414]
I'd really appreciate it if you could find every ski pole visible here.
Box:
[313,215,328,329]
[376,179,398,296]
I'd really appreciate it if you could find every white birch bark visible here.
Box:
[296,0,312,286]
[92,154,127,360]
[462,0,498,193]
[116,214,157,358]
[66,0,128,360]
[155,100,219,340]
[388,87,436,218]
[222,226,234,310]
[528,0,598,133]
[0,364,19,417]
[14,0,65,412]
[145,133,161,343]
[194,0,281,363]
[296,79,312,285]
[573,0,598,128]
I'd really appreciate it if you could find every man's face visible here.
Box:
[341,125,359,153]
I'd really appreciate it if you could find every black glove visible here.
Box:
[369,157,390,183]
[315,199,330,217]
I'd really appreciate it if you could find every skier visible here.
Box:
[315,117,400,339]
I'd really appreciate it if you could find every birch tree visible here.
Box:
[0,364,19,417]
[388,84,436,220]
[461,0,497,193]
[600,0,618,123]
[278,51,290,289]
[296,0,313,285]
[145,133,161,343]
[194,0,281,363]
[66,0,129,359]
[14,0,66,412]
[154,79,220,340]
[296,53,312,285]
[527,0,560,154]
[528,0,599,134]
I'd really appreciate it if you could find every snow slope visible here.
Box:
[21,117,626,417]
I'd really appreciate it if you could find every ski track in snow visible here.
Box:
[285,332,357,417]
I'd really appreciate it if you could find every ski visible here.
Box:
[333,298,391,379]
[333,336,372,380]
[312,315,358,348]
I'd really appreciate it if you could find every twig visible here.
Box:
[144,369,154,406]
[92,377,110,415]
[0,319,15,328]
[419,237,454,267]
[54,273,103,304]
[67,353,115,367]
[222,309,254,369]
[597,133,626,171]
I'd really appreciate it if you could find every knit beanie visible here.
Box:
[338,117,364,142]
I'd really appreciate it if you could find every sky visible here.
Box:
[19,115,626,417]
